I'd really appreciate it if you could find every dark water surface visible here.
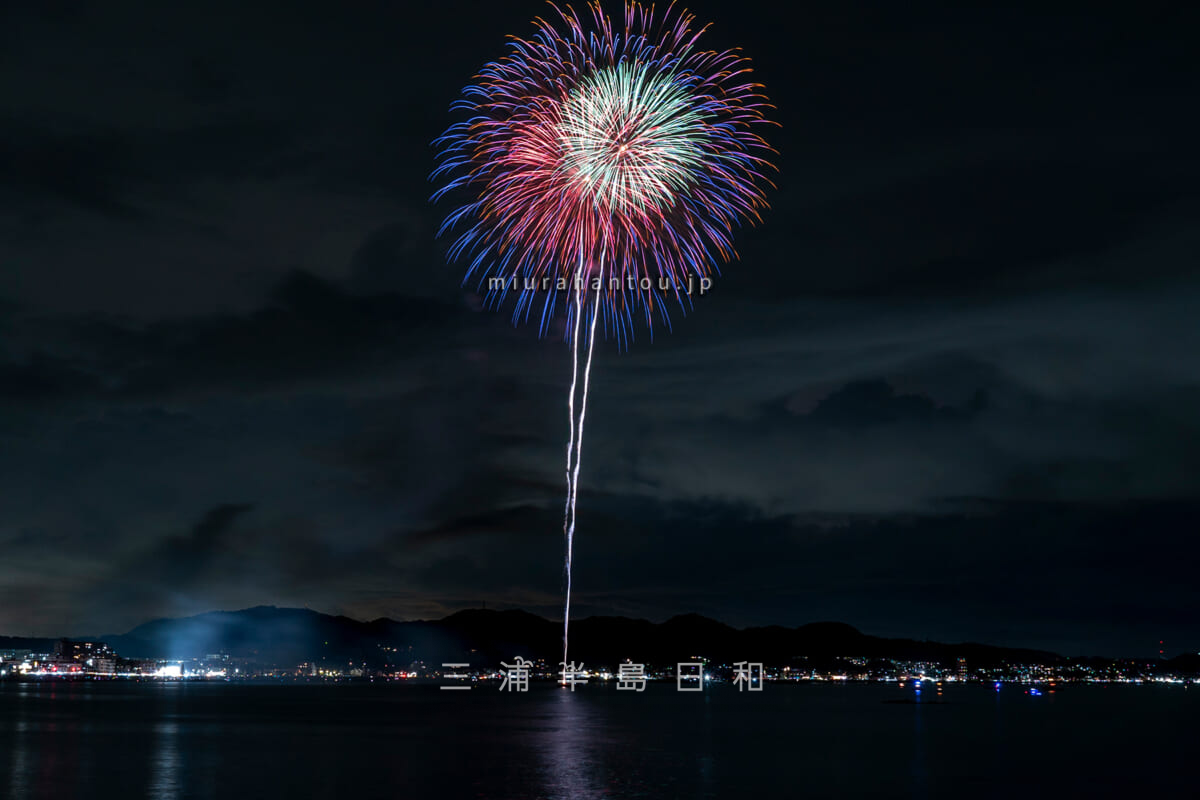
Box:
[0,681,1194,799]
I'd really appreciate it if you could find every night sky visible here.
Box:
[2,0,1197,657]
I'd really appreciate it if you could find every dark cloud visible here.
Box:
[0,271,458,406]
[0,352,100,404]
[0,121,144,220]
[406,505,551,548]
[771,151,1198,299]
[799,379,981,428]
[137,503,255,586]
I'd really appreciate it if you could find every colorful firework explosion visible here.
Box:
[432,0,775,344]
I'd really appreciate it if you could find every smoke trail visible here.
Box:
[562,258,604,680]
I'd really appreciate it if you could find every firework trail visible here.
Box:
[432,1,775,678]
[563,258,603,671]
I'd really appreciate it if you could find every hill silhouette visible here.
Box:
[0,606,1077,668]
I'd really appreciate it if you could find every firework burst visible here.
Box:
[433,0,775,342]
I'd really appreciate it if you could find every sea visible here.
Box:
[0,680,1194,799]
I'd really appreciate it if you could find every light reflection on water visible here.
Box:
[149,719,180,800]
[9,716,29,800]
[528,686,719,800]
[536,690,606,800]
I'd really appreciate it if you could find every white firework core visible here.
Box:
[558,63,707,215]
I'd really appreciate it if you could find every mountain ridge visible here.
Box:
[0,605,1076,667]
[4,606,1193,670]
